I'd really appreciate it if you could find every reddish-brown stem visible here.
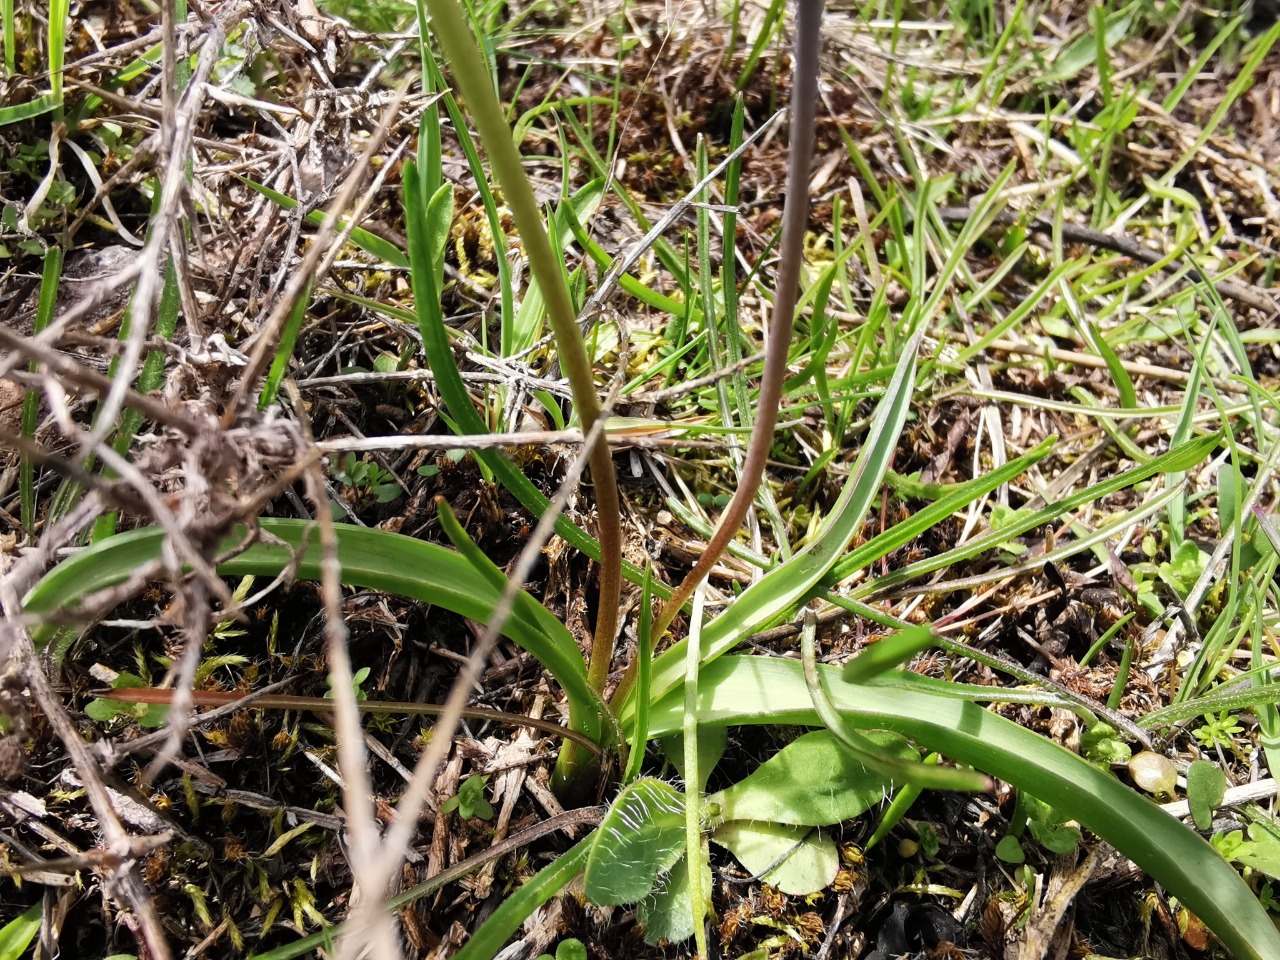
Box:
[613,0,826,706]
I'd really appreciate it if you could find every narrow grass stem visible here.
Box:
[422,0,622,695]
[630,0,825,689]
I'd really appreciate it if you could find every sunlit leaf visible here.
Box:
[708,729,912,827]
[1187,760,1226,832]
[712,821,838,895]
[584,778,686,906]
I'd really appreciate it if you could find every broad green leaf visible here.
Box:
[637,855,711,945]
[711,821,838,896]
[1187,760,1226,832]
[1237,823,1280,880]
[995,835,1025,864]
[708,730,912,827]
[0,902,40,960]
[646,655,1280,960]
[584,778,687,906]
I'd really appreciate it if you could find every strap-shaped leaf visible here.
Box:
[647,655,1280,960]
[23,519,605,746]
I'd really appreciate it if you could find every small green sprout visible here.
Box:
[324,667,370,702]
[1193,712,1244,752]
[441,775,494,821]
[535,939,586,960]
[330,452,402,504]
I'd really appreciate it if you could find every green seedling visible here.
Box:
[325,666,371,703]
[331,453,402,505]
[1193,712,1245,754]
[1187,760,1227,832]
[441,776,495,822]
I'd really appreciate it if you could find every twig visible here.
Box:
[288,383,400,960]
[348,415,615,950]
[221,85,412,424]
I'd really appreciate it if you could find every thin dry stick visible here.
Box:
[0,323,202,430]
[623,0,826,696]
[0,504,173,960]
[342,416,614,957]
[86,5,230,453]
[288,382,401,960]
[220,83,411,425]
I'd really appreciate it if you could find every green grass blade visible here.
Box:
[683,586,709,958]
[48,0,68,110]
[452,835,592,960]
[824,437,1056,586]
[563,202,704,324]
[237,177,410,268]
[841,625,938,686]
[623,567,655,784]
[0,901,40,960]
[856,434,1220,598]
[648,655,1280,960]
[1,0,12,75]
[0,92,60,125]
[258,278,313,410]
[21,245,62,533]
[509,181,603,357]
[734,0,784,91]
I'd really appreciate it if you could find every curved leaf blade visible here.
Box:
[23,519,604,745]
[647,655,1280,960]
[625,327,924,724]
